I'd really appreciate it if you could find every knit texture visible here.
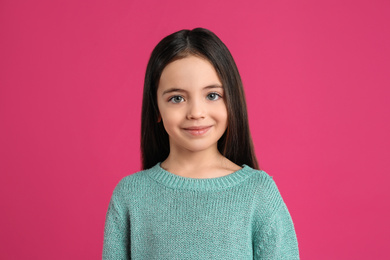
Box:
[103,163,299,259]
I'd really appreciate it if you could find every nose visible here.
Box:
[186,99,205,120]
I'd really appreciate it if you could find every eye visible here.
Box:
[206,92,222,101]
[168,95,184,104]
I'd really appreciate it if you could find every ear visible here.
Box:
[157,114,161,123]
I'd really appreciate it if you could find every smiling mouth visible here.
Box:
[183,126,212,136]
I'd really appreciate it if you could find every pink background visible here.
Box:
[1,0,389,259]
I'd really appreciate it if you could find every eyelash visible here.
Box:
[168,92,223,103]
[168,96,184,103]
[206,92,222,101]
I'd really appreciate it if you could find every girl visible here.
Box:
[103,28,299,259]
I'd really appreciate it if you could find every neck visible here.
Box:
[164,145,223,168]
[161,145,240,179]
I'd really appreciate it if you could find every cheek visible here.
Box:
[159,109,182,133]
[222,115,228,131]
[217,104,228,126]
[160,108,180,122]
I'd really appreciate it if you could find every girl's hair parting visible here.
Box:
[141,27,259,170]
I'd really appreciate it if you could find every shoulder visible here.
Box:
[244,166,280,196]
[110,165,158,201]
[244,166,286,222]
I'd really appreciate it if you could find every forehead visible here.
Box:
[158,55,222,90]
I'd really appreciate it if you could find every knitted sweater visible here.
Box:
[103,163,299,259]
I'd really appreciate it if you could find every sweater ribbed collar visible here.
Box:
[146,162,254,191]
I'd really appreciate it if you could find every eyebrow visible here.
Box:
[162,85,223,95]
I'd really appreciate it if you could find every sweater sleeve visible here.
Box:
[255,201,299,259]
[102,181,130,260]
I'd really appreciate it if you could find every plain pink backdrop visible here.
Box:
[1,0,389,259]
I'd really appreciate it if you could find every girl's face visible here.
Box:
[157,55,228,155]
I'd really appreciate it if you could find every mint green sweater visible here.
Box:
[103,163,299,259]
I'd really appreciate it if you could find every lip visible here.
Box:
[183,126,212,136]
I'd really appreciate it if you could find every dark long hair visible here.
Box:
[141,28,259,170]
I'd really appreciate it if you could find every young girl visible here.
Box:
[103,28,299,259]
